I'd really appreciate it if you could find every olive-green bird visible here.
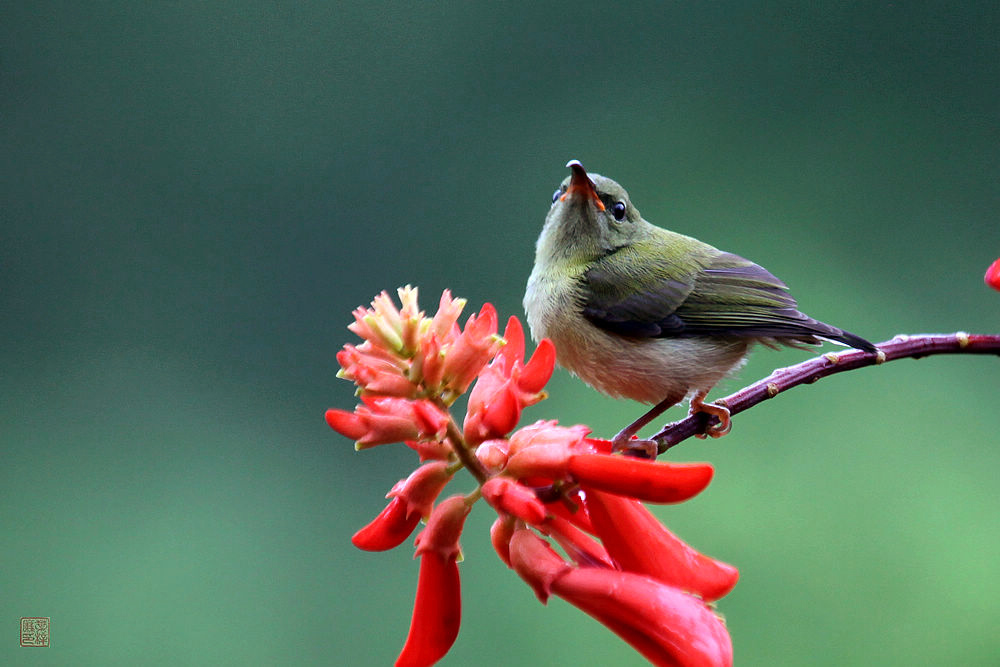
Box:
[524,160,876,450]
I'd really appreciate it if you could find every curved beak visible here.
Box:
[562,160,605,212]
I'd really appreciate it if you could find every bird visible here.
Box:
[524,160,877,452]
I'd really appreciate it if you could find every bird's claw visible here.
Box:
[689,393,732,439]
[611,436,659,459]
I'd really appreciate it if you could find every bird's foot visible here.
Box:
[610,435,659,459]
[609,392,686,458]
[689,393,731,439]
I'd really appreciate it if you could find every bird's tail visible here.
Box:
[825,327,878,353]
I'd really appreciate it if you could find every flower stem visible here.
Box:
[437,402,490,485]
[653,332,1000,452]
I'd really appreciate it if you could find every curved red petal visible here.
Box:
[583,488,738,601]
[540,514,614,568]
[518,338,557,394]
[395,551,462,667]
[351,497,422,552]
[490,515,516,567]
[498,316,526,372]
[552,568,733,667]
[986,257,1000,291]
[325,408,368,440]
[569,454,714,504]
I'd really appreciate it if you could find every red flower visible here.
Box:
[463,317,556,444]
[325,396,448,448]
[337,343,419,397]
[583,488,739,601]
[352,461,453,551]
[506,430,714,504]
[329,288,738,666]
[539,513,615,569]
[480,476,547,525]
[440,302,502,394]
[428,289,467,345]
[986,258,1000,292]
[396,495,470,667]
[508,527,733,667]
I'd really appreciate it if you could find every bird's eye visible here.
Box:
[611,201,627,221]
[551,189,562,204]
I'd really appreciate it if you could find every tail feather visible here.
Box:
[825,328,878,353]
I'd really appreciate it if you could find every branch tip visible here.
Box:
[651,332,1000,454]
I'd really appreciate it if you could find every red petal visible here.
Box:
[583,488,738,601]
[540,514,615,568]
[351,497,422,552]
[543,489,595,534]
[490,515,516,567]
[518,338,556,394]
[325,408,368,440]
[986,258,1000,291]
[395,551,462,667]
[551,568,733,667]
[481,477,547,525]
[497,316,526,373]
[508,527,571,603]
[396,496,470,667]
[568,454,714,504]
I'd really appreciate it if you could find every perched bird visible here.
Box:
[524,160,876,450]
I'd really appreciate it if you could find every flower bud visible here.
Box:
[481,477,547,526]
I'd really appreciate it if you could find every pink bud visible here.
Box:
[508,527,571,603]
[507,421,590,457]
[463,368,521,444]
[324,408,369,442]
[325,397,449,448]
[481,477,547,526]
[429,289,467,345]
[414,333,445,389]
[490,515,516,567]
[441,303,500,394]
[476,439,510,473]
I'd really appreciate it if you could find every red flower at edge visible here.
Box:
[986,258,1000,292]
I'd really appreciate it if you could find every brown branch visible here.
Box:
[652,332,1000,453]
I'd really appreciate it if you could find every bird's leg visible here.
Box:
[689,390,731,439]
[612,391,686,457]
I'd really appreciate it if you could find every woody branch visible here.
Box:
[653,332,1000,452]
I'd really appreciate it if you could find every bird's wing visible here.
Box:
[582,247,839,342]
[579,242,697,338]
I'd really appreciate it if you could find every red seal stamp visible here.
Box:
[20,617,49,647]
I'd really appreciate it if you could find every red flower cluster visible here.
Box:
[326,288,737,666]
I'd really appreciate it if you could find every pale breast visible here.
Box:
[525,269,750,404]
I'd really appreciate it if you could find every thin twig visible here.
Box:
[653,332,1000,453]
[439,407,490,484]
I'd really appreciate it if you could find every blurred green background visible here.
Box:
[3,2,999,665]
